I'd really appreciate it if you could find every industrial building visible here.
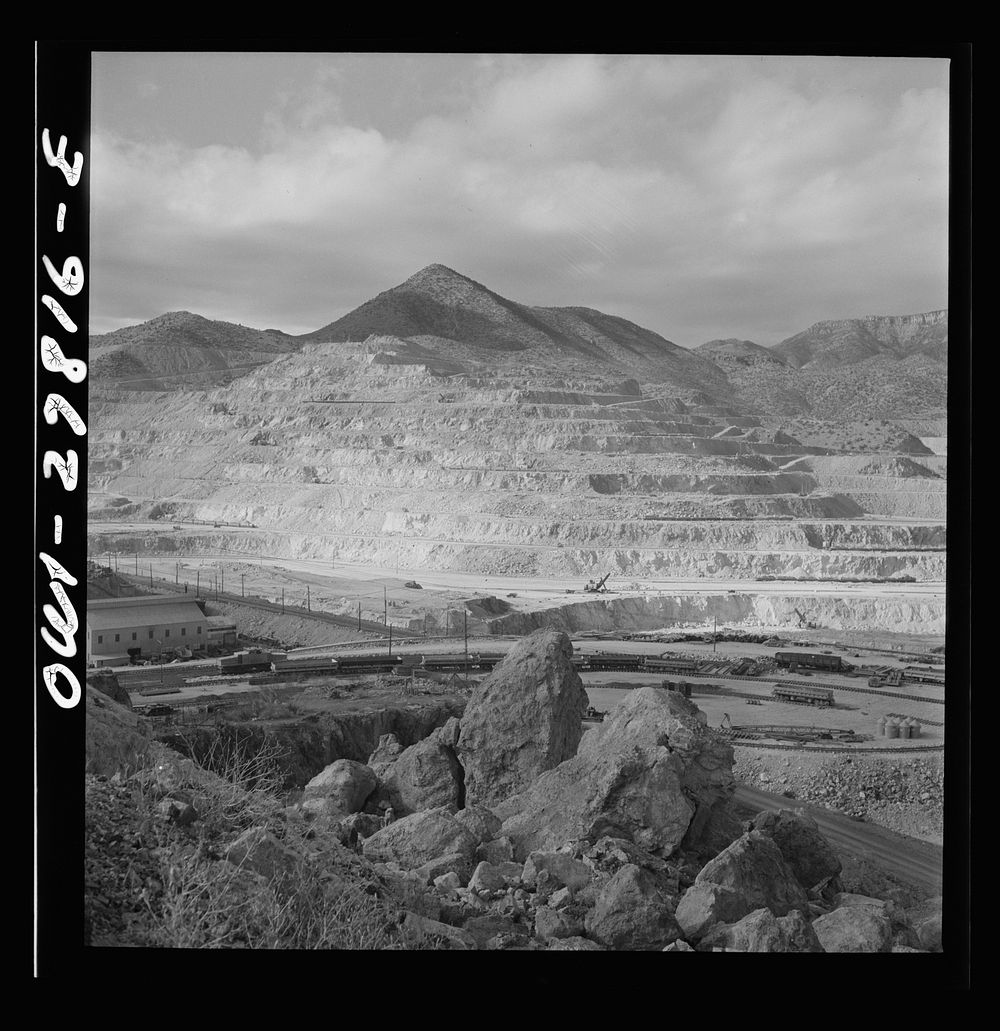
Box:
[87,595,209,666]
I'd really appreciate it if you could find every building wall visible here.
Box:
[88,618,208,659]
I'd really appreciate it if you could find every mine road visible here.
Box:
[734,784,942,893]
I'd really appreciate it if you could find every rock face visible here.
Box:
[695,831,810,917]
[495,687,734,861]
[361,806,479,871]
[751,808,842,891]
[301,759,377,820]
[583,864,682,951]
[457,629,588,807]
[87,670,132,710]
[674,883,753,941]
[699,908,825,953]
[812,905,894,953]
[374,735,464,816]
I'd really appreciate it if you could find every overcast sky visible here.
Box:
[90,52,950,347]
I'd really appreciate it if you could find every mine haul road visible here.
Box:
[87,525,945,601]
[734,783,942,894]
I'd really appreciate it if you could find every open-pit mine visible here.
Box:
[84,265,949,952]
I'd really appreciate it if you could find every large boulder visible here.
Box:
[367,733,403,776]
[457,629,588,807]
[698,908,825,953]
[454,805,502,845]
[361,806,479,871]
[522,852,592,892]
[751,808,842,891]
[812,905,894,952]
[376,736,463,816]
[496,687,735,861]
[695,831,810,917]
[674,883,753,941]
[301,759,377,820]
[583,864,682,951]
[225,826,300,881]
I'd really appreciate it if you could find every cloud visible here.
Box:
[89,55,950,346]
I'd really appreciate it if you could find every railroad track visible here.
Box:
[727,739,944,755]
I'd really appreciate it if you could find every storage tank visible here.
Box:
[910,719,922,739]
[898,721,912,739]
[884,717,900,739]
[875,716,886,737]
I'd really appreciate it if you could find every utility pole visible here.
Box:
[383,585,387,625]
[241,574,245,598]
[196,570,200,596]
[388,622,393,658]
[149,564,153,588]
[464,611,468,681]
[713,616,717,654]
[281,588,285,614]
[221,567,224,594]
[175,563,179,585]
[135,553,138,575]
[358,602,361,631]
[307,585,310,612]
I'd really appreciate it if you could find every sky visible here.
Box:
[90,52,951,347]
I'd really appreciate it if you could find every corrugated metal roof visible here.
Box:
[88,601,208,631]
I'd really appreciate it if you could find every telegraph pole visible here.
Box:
[149,564,153,588]
[281,588,285,614]
[713,616,717,654]
[307,585,310,612]
[135,553,138,575]
[464,611,468,681]
[358,602,361,631]
[383,585,387,625]
[241,574,245,598]
[175,562,179,585]
[221,567,224,594]
[388,622,393,658]
[196,570,200,596]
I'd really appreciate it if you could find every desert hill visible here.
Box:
[90,311,302,390]
[771,311,947,370]
[303,264,731,396]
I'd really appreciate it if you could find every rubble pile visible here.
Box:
[84,633,942,951]
[733,750,943,840]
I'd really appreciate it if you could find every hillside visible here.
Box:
[303,264,732,396]
[771,311,948,370]
[90,311,302,390]
[697,339,792,369]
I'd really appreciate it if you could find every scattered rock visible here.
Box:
[522,851,592,892]
[812,905,894,953]
[225,826,299,881]
[414,851,475,885]
[362,807,478,871]
[674,883,752,941]
[905,896,943,952]
[583,863,682,951]
[468,861,523,893]
[376,736,463,816]
[751,808,842,891]
[302,760,377,820]
[663,940,695,952]
[535,905,585,940]
[695,831,810,917]
[476,836,515,865]
[454,805,502,845]
[457,629,588,807]
[699,908,825,952]
[399,911,475,950]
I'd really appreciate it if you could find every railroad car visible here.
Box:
[771,682,834,707]
[333,654,402,675]
[644,656,699,674]
[270,655,336,676]
[774,651,843,672]
[218,649,274,675]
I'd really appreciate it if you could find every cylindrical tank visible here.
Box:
[876,716,886,736]
[884,718,900,739]
[910,719,922,739]
[898,721,912,739]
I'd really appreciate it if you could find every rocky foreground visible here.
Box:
[85,629,941,951]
